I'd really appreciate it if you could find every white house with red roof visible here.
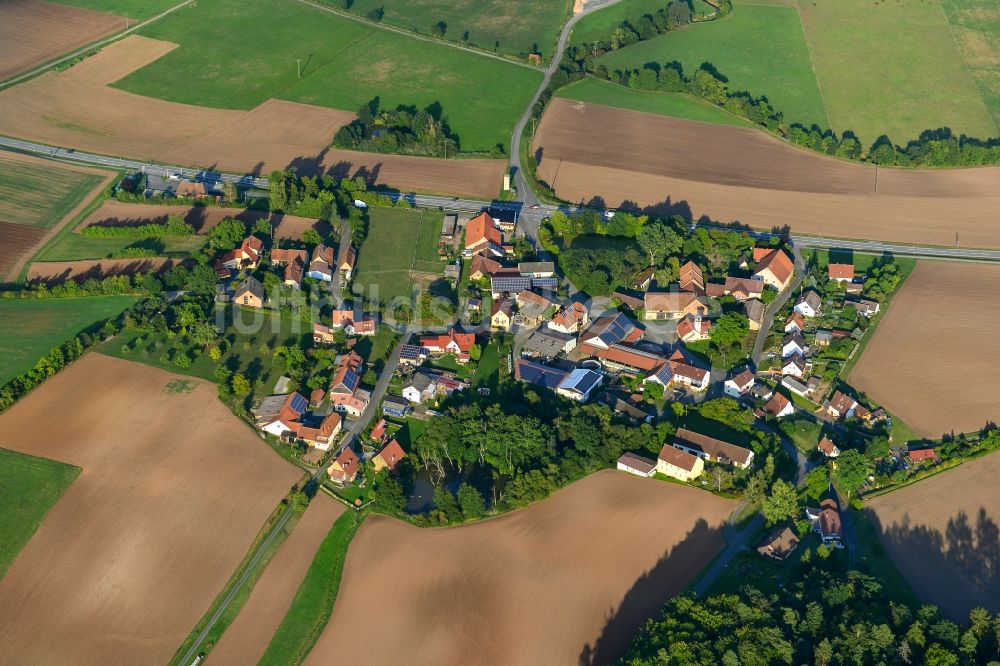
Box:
[753,248,794,291]
[419,329,476,362]
[463,212,503,257]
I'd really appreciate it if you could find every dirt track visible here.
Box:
[0,354,301,665]
[850,261,1000,438]
[208,493,344,665]
[534,99,1000,248]
[27,257,178,283]
[867,450,1000,621]
[0,0,121,81]
[307,470,732,666]
[0,36,505,199]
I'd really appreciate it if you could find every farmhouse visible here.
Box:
[762,391,794,418]
[757,527,799,561]
[579,312,641,354]
[705,276,764,301]
[806,500,843,546]
[420,329,476,362]
[744,298,765,331]
[296,412,342,451]
[338,245,356,281]
[646,350,711,391]
[724,369,756,398]
[464,211,503,257]
[828,263,854,282]
[612,289,645,311]
[548,302,589,334]
[794,290,822,318]
[818,437,840,458]
[616,452,657,478]
[256,392,308,438]
[657,442,704,481]
[515,290,552,326]
[678,261,705,294]
[234,276,265,308]
[594,343,663,375]
[672,428,754,469]
[373,439,407,472]
[330,389,370,418]
[327,447,360,485]
[643,291,708,320]
[521,328,576,359]
[676,314,711,342]
[469,254,504,280]
[753,248,794,291]
[555,368,602,402]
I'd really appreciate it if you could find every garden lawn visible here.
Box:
[472,341,499,389]
[52,0,180,20]
[258,511,363,666]
[598,3,829,129]
[115,0,540,152]
[778,416,822,454]
[0,448,80,579]
[0,296,136,385]
[354,207,444,303]
[0,156,103,229]
[35,233,205,261]
[344,0,572,60]
[556,78,753,127]
[797,0,996,147]
[352,324,398,366]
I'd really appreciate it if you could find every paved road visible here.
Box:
[751,245,806,367]
[0,0,194,90]
[691,514,763,597]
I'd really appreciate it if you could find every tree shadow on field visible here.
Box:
[865,507,1000,621]
[578,518,723,666]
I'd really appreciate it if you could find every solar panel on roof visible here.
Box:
[530,278,559,288]
[290,394,307,413]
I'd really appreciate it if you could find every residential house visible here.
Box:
[403,372,438,404]
[469,254,504,280]
[646,349,710,392]
[307,244,334,281]
[515,290,552,326]
[521,328,576,359]
[672,428,754,469]
[220,235,265,270]
[234,276,265,308]
[330,388,370,418]
[464,211,503,257]
[398,344,422,366]
[373,439,407,472]
[296,412,342,451]
[419,329,477,362]
[848,298,880,317]
[518,261,556,278]
[818,437,840,458]
[908,447,939,464]
[657,442,705,481]
[781,355,808,378]
[632,267,656,291]
[548,302,589,334]
[744,298,766,331]
[676,314,711,343]
[617,452,657,478]
[782,332,807,359]
[490,298,514,330]
[753,248,794,291]
[784,313,805,334]
[257,393,307,438]
[806,499,843,546]
[382,396,411,418]
[271,248,308,267]
[678,261,705,294]
[487,205,518,232]
[763,391,795,418]
[579,312,641,354]
[815,329,833,346]
[313,324,335,345]
[338,245,356,281]
[724,369,756,399]
[706,277,764,301]
[825,390,859,420]
[794,290,822,318]
[599,392,654,423]
[309,388,326,408]
[514,358,569,391]
[643,291,708,321]
[828,263,854,282]
[330,351,364,395]
[555,368,602,402]
[327,447,360,485]
[370,418,388,443]
[757,527,799,561]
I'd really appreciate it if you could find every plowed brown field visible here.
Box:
[0,355,300,665]
[208,493,344,665]
[0,0,120,81]
[306,470,733,666]
[0,221,44,280]
[867,449,1000,621]
[850,261,1000,438]
[78,201,269,233]
[534,99,1000,248]
[0,36,505,198]
[27,257,178,283]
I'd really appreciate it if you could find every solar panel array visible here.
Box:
[598,313,634,346]
[289,393,308,414]
[399,344,421,360]
[516,359,568,389]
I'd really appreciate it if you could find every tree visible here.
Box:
[289,490,309,512]
[468,343,482,361]
[637,222,682,266]
[223,180,238,203]
[833,449,871,499]
[372,472,407,516]
[762,478,799,525]
[709,312,750,356]
[208,217,247,251]
[457,483,485,519]
[643,381,664,403]
[804,465,830,500]
[302,228,323,246]
[432,486,459,519]
[231,373,251,398]
[865,436,891,462]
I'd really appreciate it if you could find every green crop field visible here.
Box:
[35,233,205,262]
[353,207,445,303]
[0,157,103,229]
[598,3,829,130]
[0,297,136,385]
[0,448,80,580]
[52,0,180,20]
[570,0,715,47]
[344,0,572,60]
[940,0,1000,131]
[557,77,754,127]
[114,0,540,153]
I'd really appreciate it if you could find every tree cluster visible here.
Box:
[334,98,465,158]
[80,214,194,238]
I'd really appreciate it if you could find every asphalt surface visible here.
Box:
[750,246,806,368]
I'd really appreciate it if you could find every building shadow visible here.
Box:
[578,518,723,666]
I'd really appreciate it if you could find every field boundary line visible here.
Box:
[931,0,999,135]
[292,0,539,70]
[0,0,194,91]
[791,1,834,131]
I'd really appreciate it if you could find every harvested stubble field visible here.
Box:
[77,201,268,233]
[533,99,1000,249]
[0,35,505,199]
[0,354,301,665]
[305,470,733,666]
[850,261,1000,439]
[26,257,178,283]
[0,0,120,81]
[866,449,1000,621]
[207,493,344,666]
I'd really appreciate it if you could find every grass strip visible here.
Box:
[258,510,364,666]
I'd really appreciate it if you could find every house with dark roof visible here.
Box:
[744,298,766,331]
[757,526,799,561]
[518,261,555,277]
[513,358,568,390]
[382,396,411,418]
[672,428,754,469]
[794,290,822,318]
[579,312,641,353]
[555,368,602,402]
[522,328,576,359]
[234,276,265,308]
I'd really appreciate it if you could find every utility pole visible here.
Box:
[297,59,301,79]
